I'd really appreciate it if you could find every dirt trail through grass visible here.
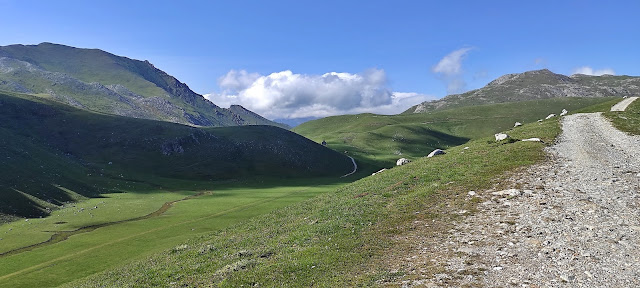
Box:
[0,191,212,258]
[341,156,358,177]
[611,96,638,111]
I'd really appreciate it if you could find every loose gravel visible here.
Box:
[611,97,639,112]
[397,113,640,287]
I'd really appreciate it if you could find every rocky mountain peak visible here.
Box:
[407,69,640,114]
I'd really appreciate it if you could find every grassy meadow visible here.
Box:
[0,177,350,287]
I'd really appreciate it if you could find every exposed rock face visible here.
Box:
[396,158,411,166]
[495,133,509,141]
[408,69,640,113]
[427,149,446,158]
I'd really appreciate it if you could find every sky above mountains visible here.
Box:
[1,0,638,119]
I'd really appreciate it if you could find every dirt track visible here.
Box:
[394,111,640,287]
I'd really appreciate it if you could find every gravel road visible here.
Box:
[611,96,639,111]
[397,112,640,287]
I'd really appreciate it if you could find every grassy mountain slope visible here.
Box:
[294,97,617,169]
[0,43,287,128]
[67,99,575,287]
[0,91,351,219]
[405,69,640,113]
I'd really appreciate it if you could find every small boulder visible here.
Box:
[396,158,411,166]
[521,138,542,142]
[495,133,509,141]
[560,109,568,116]
[427,149,446,158]
[371,168,387,176]
[492,189,521,197]
[514,122,522,128]
[545,114,556,120]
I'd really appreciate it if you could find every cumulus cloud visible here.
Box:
[432,47,473,94]
[572,66,615,76]
[204,69,436,119]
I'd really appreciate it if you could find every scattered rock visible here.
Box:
[396,158,411,166]
[545,113,556,120]
[521,138,542,142]
[491,189,521,197]
[463,146,470,150]
[560,109,568,116]
[427,149,446,158]
[468,191,476,196]
[495,133,509,141]
[514,122,522,128]
[372,168,387,176]
[537,119,543,122]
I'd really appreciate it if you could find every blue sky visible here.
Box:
[1,0,638,119]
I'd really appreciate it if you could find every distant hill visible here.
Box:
[0,43,287,128]
[294,97,617,170]
[405,69,640,113]
[273,116,319,128]
[0,91,351,219]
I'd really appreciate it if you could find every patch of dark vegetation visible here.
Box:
[0,91,353,218]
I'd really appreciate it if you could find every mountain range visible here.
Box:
[0,43,287,128]
[405,69,640,113]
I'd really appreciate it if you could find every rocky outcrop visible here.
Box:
[408,69,640,113]
[427,149,446,158]
[495,133,509,141]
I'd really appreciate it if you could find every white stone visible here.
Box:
[427,149,446,158]
[521,138,542,142]
[545,114,556,120]
[495,133,509,141]
[463,146,470,150]
[560,109,568,116]
[492,189,521,197]
[514,122,522,128]
[468,191,476,196]
[372,168,386,176]
[396,158,411,166]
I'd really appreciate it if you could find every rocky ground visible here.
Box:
[391,113,640,287]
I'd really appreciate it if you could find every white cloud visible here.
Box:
[204,69,436,119]
[218,69,261,91]
[432,47,472,76]
[572,66,615,76]
[432,47,473,95]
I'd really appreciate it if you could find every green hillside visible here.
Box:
[0,91,352,219]
[66,99,578,287]
[294,97,618,169]
[0,43,287,128]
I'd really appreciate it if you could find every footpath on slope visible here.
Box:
[341,156,358,178]
[390,111,640,287]
[611,96,639,111]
